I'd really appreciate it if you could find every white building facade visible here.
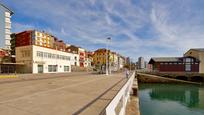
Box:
[118,56,125,69]
[112,53,119,71]
[84,58,92,68]
[0,3,13,50]
[16,45,74,73]
[70,53,79,66]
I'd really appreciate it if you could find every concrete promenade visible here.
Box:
[0,72,128,115]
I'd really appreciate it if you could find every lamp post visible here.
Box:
[130,57,132,71]
[106,37,111,75]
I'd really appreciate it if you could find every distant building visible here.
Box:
[125,57,130,65]
[149,57,199,72]
[138,57,145,69]
[93,48,125,71]
[84,51,93,68]
[79,48,85,67]
[144,61,148,68]
[184,48,204,73]
[0,3,14,49]
[117,54,125,70]
[66,45,85,67]
[93,48,109,67]
[111,52,118,71]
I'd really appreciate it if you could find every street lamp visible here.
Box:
[130,57,132,71]
[106,37,111,75]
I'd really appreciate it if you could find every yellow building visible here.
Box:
[184,48,204,73]
[34,30,54,48]
[93,48,113,66]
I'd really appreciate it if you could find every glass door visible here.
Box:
[38,65,43,73]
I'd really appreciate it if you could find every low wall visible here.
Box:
[105,72,135,115]
[137,73,201,85]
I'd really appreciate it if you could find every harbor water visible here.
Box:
[139,83,204,115]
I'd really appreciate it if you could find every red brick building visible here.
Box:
[14,30,66,51]
[149,57,199,72]
[15,30,33,47]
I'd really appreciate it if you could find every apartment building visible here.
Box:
[112,52,119,71]
[13,30,79,73]
[93,49,110,66]
[84,51,93,68]
[0,3,14,49]
[66,45,85,67]
[118,55,125,69]
[93,48,125,71]
[14,30,55,48]
[79,48,85,67]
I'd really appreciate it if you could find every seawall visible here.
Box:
[137,73,202,85]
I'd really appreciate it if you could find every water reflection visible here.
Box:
[149,85,199,108]
[139,84,204,115]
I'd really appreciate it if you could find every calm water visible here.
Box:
[139,83,204,115]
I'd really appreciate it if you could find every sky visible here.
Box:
[1,0,204,61]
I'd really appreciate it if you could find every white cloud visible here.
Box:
[5,0,204,61]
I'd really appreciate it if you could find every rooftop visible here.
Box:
[190,48,204,52]
[149,57,182,64]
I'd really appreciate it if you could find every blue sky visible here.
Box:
[2,0,204,61]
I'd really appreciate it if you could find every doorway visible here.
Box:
[38,65,43,73]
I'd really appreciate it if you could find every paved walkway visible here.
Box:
[0,72,127,115]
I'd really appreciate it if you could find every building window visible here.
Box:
[64,66,69,72]
[36,51,70,60]
[185,64,191,72]
[52,54,56,59]
[48,53,52,58]
[37,51,43,57]
[21,50,31,58]
[57,54,59,59]
[37,32,40,36]
[44,52,48,58]
[48,65,57,72]
[185,58,191,63]
[5,22,11,28]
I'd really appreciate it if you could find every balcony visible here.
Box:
[5,23,11,29]
[5,12,11,18]
[5,18,11,23]
[5,34,11,40]
[5,29,11,34]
